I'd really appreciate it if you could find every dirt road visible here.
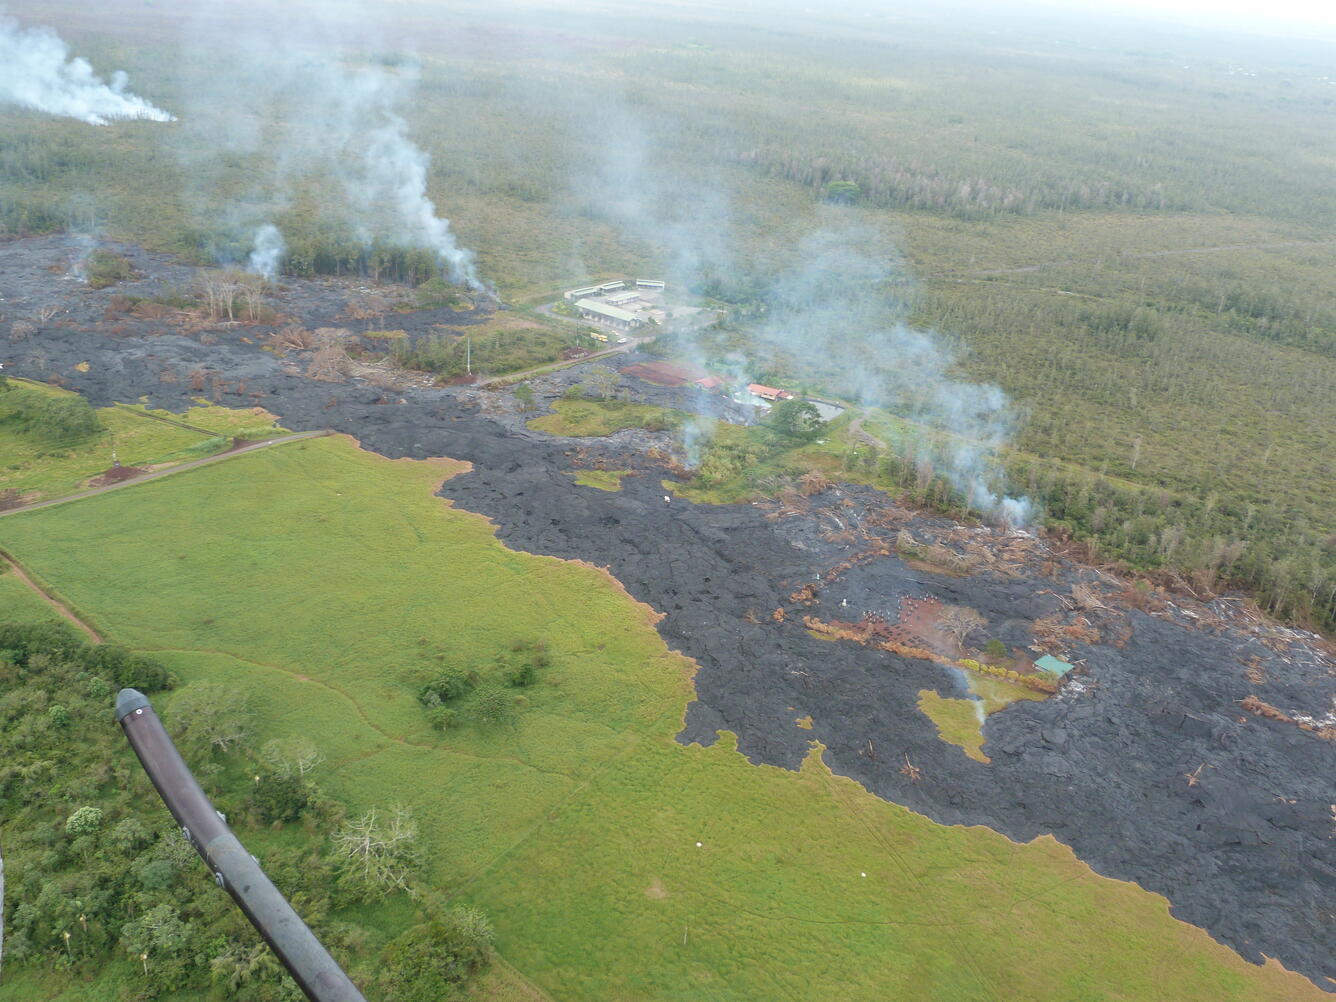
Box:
[0,551,102,642]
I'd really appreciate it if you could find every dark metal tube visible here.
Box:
[116,688,367,1002]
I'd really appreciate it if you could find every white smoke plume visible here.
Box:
[359,112,479,289]
[753,227,1035,524]
[176,4,480,289]
[246,224,285,281]
[0,14,174,125]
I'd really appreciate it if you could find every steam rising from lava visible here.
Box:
[178,3,480,289]
[0,13,174,125]
[246,224,285,282]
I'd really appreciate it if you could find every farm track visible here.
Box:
[110,400,226,436]
[0,550,102,643]
[0,429,330,520]
[475,344,631,387]
[135,645,585,784]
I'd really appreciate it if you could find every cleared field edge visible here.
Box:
[0,430,330,520]
[333,431,692,660]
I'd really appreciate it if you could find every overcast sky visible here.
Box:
[1054,0,1336,28]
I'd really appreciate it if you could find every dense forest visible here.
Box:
[2,0,1334,630]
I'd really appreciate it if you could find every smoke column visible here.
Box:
[0,14,174,125]
[246,224,285,281]
[361,112,479,289]
[178,3,480,289]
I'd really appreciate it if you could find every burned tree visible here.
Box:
[938,604,987,650]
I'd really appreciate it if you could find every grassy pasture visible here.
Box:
[0,562,65,622]
[0,434,1324,1000]
[118,400,289,438]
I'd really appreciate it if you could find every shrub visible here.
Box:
[418,666,477,706]
[472,685,514,726]
[251,772,310,824]
[87,645,170,691]
[426,706,455,731]
[84,250,136,289]
[380,908,493,1002]
[7,393,102,440]
[65,805,103,836]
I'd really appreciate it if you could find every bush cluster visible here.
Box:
[416,639,550,730]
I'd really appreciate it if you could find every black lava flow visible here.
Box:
[3,238,1333,989]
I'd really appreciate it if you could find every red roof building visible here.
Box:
[747,383,794,401]
[695,375,724,392]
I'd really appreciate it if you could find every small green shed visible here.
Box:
[1034,655,1075,677]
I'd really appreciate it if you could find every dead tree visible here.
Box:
[8,320,35,344]
[237,273,269,323]
[939,604,987,650]
[307,344,350,383]
[268,324,314,354]
[199,271,241,322]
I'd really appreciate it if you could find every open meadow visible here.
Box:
[0,434,1325,1001]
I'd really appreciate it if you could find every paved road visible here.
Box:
[0,429,330,520]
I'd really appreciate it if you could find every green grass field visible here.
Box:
[0,434,1322,1000]
[116,400,289,438]
[0,562,65,623]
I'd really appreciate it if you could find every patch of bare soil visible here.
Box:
[87,465,147,487]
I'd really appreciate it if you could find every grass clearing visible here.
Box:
[570,469,631,491]
[967,672,1052,714]
[917,689,990,763]
[528,398,682,437]
[0,435,1324,1000]
[0,382,291,504]
[120,400,289,438]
